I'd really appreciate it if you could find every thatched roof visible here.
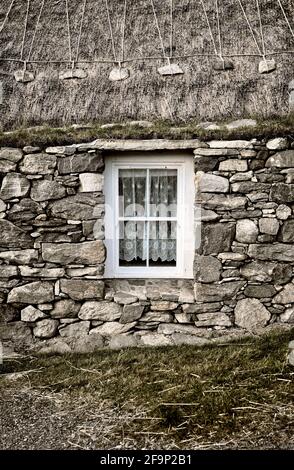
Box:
[0,0,294,130]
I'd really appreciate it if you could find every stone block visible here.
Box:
[20,154,57,174]
[194,254,222,283]
[42,240,105,265]
[7,282,54,304]
[0,173,30,200]
[194,281,245,302]
[79,173,103,192]
[58,153,103,174]
[236,219,258,243]
[234,298,271,331]
[60,279,104,300]
[79,301,122,321]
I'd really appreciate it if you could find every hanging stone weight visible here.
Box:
[59,68,88,80]
[109,67,130,82]
[157,63,184,76]
[14,69,35,83]
[258,58,276,74]
[213,58,234,71]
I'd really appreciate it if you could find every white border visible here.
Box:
[104,153,195,279]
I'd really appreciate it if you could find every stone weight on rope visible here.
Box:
[158,63,184,76]
[213,58,234,71]
[109,67,130,82]
[14,69,35,83]
[258,58,276,74]
[59,69,88,80]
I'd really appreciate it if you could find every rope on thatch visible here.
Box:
[0,0,16,34]
[65,0,73,65]
[277,0,294,42]
[256,0,266,59]
[20,0,30,62]
[170,0,173,59]
[215,0,224,61]
[27,0,45,63]
[121,0,127,63]
[199,0,218,56]
[105,0,118,63]
[150,0,169,63]
[236,0,262,56]
[76,0,87,63]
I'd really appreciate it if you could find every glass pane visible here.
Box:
[149,169,177,218]
[149,221,177,267]
[119,221,147,266]
[119,169,146,217]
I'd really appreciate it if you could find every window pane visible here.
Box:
[149,221,177,267]
[119,169,146,217]
[149,169,177,217]
[119,221,147,266]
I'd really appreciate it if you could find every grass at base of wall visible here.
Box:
[1,330,294,450]
[1,114,294,149]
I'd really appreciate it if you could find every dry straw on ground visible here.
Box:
[0,0,294,129]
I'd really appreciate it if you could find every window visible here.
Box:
[104,154,195,278]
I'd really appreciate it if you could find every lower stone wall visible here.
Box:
[0,137,293,355]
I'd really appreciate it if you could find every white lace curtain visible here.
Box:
[119,169,177,264]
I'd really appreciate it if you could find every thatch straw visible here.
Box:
[0,0,293,130]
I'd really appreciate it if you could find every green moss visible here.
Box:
[0,114,293,149]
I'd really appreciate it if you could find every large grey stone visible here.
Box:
[194,148,238,157]
[259,218,279,235]
[90,321,136,336]
[171,334,210,346]
[194,255,222,283]
[79,301,122,321]
[150,301,178,311]
[276,205,291,220]
[219,159,248,172]
[113,292,138,305]
[266,138,288,151]
[234,298,271,331]
[270,184,294,203]
[42,241,105,265]
[19,267,65,278]
[79,174,103,192]
[244,285,276,298]
[31,180,66,202]
[49,194,103,220]
[50,299,80,318]
[33,319,59,339]
[280,307,294,323]
[236,219,258,243]
[0,160,16,172]
[0,173,30,200]
[279,220,294,243]
[59,321,90,338]
[0,249,38,265]
[7,282,54,304]
[21,306,47,322]
[140,312,173,323]
[248,244,294,262]
[0,266,18,278]
[273,283,294,304]
[60,279,104,300]
[208,140,252,149]
[157,323,210,336]
[0,220,33,248]
[194,281,245,302]
[266,150,294,168]
[20,154,57,174]
[109,334,139,349]
[0,148,23,162]
[199,223,235,254]
[232,182,270,193]
[182,302,222,313]
[225,119,256,130]
[140,333,173,347]
[241,261,292,284]
[120,303,144,323]
[198,194,247,210]
[7,199,42,222]
[195,172,229,193]
[58,152,103,174]
[195,312,232,327]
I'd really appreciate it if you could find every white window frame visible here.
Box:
[104,153,195,279]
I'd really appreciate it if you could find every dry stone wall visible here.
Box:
[0,137,293,355]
